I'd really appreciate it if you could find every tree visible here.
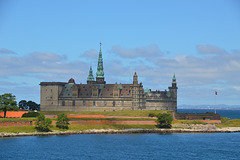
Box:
[35,114,52,132]
[18,100,40,111]
[27,101,40,111]
[156,113,173,128]
[19,100,28,110]
[56,114,70,129]
[0,93,18,118]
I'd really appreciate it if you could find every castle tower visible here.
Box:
[87,66,95,84]
[133,72,138,85]
[168,74,178,113]
[131,72,145,110]
[168,74,178,98]
[96,42,105,84]
[172,74,177,88]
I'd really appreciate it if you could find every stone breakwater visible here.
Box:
[1,128,240,138]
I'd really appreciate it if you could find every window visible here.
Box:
[72,100,75,106]
[83,100,86,106]
[113,101,115,107]
[104,101,107,106]
[93,101,96,106]
[62,101,65,106]
[122,101,124,106]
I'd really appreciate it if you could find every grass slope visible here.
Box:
[0,126,36,133]
[216,119,240,128]
[0,124,156,133]
[0,118,36,122]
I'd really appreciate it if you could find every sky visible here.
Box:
[0,0,240,107]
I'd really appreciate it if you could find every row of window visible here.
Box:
[61,100,124,107]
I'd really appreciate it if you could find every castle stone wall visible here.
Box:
[145,99,177,113]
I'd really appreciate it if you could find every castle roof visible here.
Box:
[60,83,132,98]
[145,90,170,98]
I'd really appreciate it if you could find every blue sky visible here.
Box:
[0,0,240,107]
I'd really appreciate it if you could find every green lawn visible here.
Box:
[68,117,154,121]
[0,124,156,133]
[0,126,36,133]
[172,120,205,125]
[216,119,240,128]
[68,124,156,131]
[0,117,36,122]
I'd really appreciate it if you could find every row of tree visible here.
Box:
[0,93,40,118]
[35,114,69,132]
[19,100,40,111]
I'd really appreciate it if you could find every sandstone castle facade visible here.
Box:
[40,44,178,113]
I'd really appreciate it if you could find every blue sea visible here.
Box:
[1,133,240,160]
[178,109,240,119]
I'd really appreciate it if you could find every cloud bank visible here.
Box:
[0,45,239,105]
[0,51,88,82]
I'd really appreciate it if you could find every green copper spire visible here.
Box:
[96,42,104,78]
[172,74,176,81]
[87,66,95,81]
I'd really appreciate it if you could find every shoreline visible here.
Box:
[1,128,240,138]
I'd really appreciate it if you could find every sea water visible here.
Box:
[0,133,240,160]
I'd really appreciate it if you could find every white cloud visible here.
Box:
[196,45,226,55]
[0,52,88,81]
[0,48,17,55]
[233,86,240,91]
[82,49,98,59]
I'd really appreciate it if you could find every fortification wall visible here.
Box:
[41,98,135,112]
[145,99,177,113]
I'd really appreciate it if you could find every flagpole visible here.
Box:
[215,91,216,114]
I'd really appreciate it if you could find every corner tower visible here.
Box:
[168,74,178,98]
[168,74,178,113]
[96,42,105,84]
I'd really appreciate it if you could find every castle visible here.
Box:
[40,43,178,113]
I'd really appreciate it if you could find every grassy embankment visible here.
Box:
[0,110,165,133]
[0,110,169,122]
[0,125,156,134]
[0,118,36,122]
[1,111,240,133]
[216,118,240,128]
[172,120,205,125]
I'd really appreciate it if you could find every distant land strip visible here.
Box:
[178,107,240,110]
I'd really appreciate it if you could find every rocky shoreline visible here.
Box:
[1,128,240,138]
